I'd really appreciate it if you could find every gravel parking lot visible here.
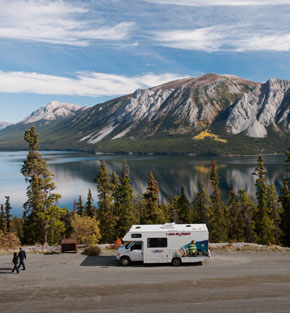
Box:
[1,250,290,313]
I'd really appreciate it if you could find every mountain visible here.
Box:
[0,73,289,155]
[20,101,87,124]
[0,122,12,130]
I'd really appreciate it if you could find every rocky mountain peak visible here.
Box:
[226,78,290,138]
[21,101,86,124]
[0,121,12,130]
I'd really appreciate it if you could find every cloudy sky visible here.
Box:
[2,0,290,122]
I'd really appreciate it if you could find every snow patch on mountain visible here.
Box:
[21,101,86,124]
[0,122,12,130]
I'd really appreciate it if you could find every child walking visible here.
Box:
[12,252,19,274]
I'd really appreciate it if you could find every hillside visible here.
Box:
[0,73,289,155]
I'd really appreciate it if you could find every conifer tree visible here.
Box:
[267,183,282,245]
[167,193,179,223]
[280,179,290,247]
[176,187,191,223]
[95,160,115,243]
[228,182,244,241]
[133,193,146,224]
[252,155,275,245]
[286,147,290,175]
[209,158,228,242]
[115,162,136,239]
[76,196,84,216]
[21,126,61,245]
[143,171,164,224]
[0,204,6,233]
[72,199,77,215]
[10,216,24,242]
[85,189,96,218]
[192,184,212,225]
[4,196,12,232]
[236,190,257,243]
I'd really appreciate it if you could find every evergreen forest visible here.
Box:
[1,126,290,248]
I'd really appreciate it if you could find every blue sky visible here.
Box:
[2,0,290,123]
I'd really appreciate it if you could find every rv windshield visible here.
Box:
[125,241,135,249]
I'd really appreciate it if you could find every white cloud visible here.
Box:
[0,71,183,96]
[0,0,134,46]
[153,25,290,52]
[153,27,223,52]
[144,0,290,6]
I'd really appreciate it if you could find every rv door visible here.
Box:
[129,241,143,262]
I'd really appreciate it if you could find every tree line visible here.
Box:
[0,126,290,247]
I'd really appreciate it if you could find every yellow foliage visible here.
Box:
[194,165,210,174]
[0,230,20,249]
[71,215,101,245]
[193,130,228,143]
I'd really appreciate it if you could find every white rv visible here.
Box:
[117,223,210,266]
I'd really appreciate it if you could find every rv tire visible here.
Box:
[120,256,131,266]
[171,258,182,266]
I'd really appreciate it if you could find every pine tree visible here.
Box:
[228,182,244,242]
[115,162,136,239]
[133,193,146,224]
[267,183,282,245]
[236,190,257,243]
[279,179,290,247]
[21,126,61,245]
[72,199,77,215]
[143,171,164,224]
[286,147,290,176]
[167,193,179,223]
[4,196,12,232]
[0,204,6,233]
[76,196,84,216]
[176,187,191,223]
[252,155,275,245]
[95,160,115,243]
[10,216,24,243]
[192,184,212,225]
[209,158,228,242]
[85,189,96,218]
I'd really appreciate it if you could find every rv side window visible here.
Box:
[147,238,167,248]
[131,234,142,238]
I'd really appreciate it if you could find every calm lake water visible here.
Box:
[0,151,287,217]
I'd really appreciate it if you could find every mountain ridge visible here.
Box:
[0,73,289,155]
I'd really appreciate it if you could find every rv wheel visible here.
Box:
[120,256,131,266]
[171,258,181,266]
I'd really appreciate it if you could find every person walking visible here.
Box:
[18,247,26,270]
[11,252,19,274]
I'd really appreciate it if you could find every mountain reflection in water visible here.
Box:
[0,151,286,216]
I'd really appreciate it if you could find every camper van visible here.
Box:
[117,223,210,266]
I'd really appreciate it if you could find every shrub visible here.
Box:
[71,215,101,245]
[0,230,20,249]
[82,246,102,256]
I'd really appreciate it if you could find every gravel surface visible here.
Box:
[1,250,290,313]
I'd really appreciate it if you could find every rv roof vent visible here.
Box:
[163,223,175,229]
[135,226,141,229]
[186,225,191,227]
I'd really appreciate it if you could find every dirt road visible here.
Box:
[1,250,290,313]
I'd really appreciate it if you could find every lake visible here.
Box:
[0,151,287,216]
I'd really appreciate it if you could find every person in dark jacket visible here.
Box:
[18,247,26,270]
[12,252,19,274]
